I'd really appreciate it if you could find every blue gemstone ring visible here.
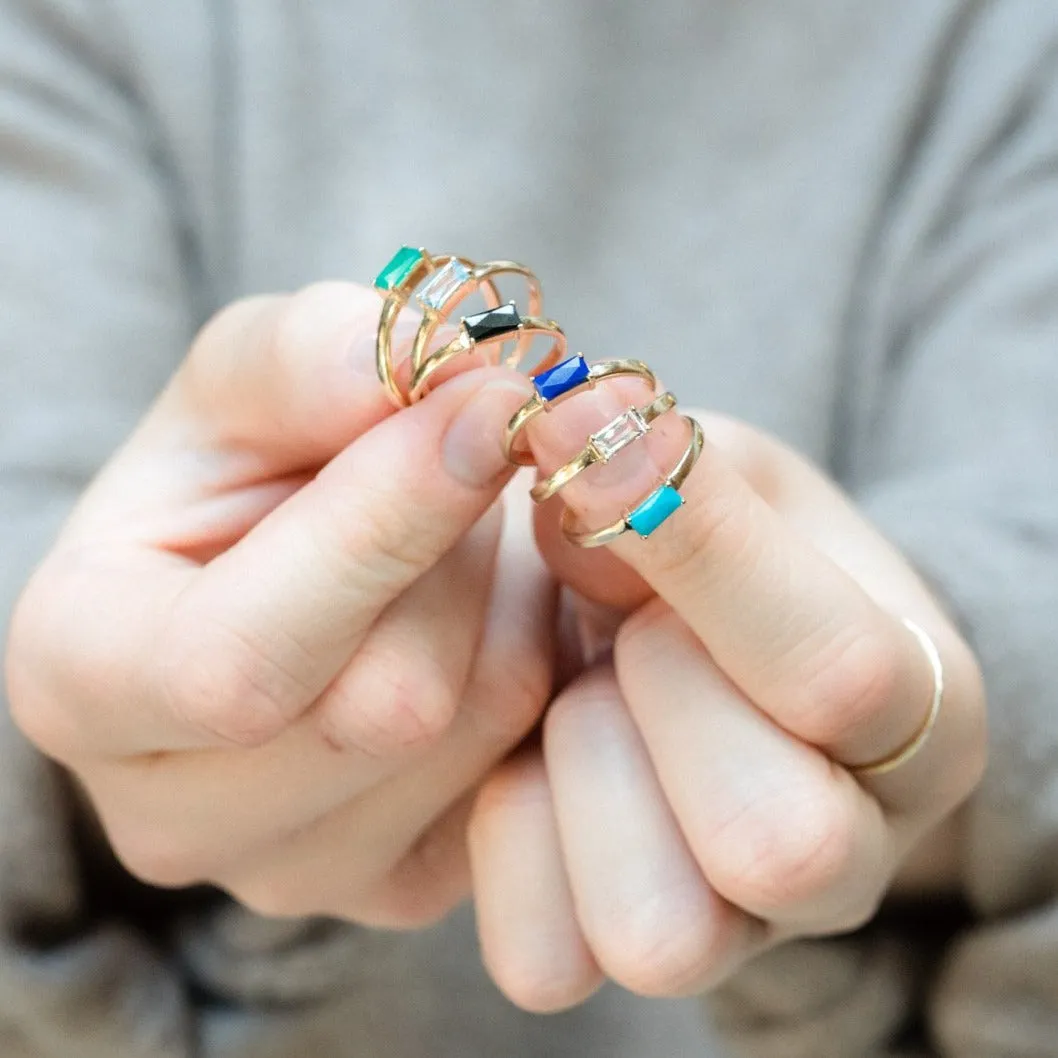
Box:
[408,302,567,402]
[560,416,704,547]
[502,356,658,465]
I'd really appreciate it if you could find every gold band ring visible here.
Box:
[848,618,944,777]
[374,248,502,407]
[561,415,703,547]
[409,302,566,402]
[531,392,678,503]
[503,356,658,466]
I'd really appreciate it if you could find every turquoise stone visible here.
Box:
[375,246,423,291]
[627,485,684,538]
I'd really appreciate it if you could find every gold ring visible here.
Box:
[848,618,944,778]
[373,248,540,406]
[503,356,658,466]
[374,247,501,407]
[409,260,542,375]
[561,415,704,547]
[409,302,567,402]
[531,392,678,503]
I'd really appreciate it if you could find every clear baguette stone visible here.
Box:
[590,408,650,462]
[417,260,471,310]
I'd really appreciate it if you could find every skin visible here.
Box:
[5,283,986,1006]
[5,283,557,927]
[469,373,987,1009]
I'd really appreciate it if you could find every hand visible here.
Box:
[468,375,987,1009]
[6,282,555,927]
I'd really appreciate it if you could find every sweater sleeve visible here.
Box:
[709,6,1058,1057]
[0,2,203,1054]
[847,7,1058,924]
[853,14,1058,1054]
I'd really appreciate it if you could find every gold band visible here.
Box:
[561,416,704,547]
[409,306,566,402]
[503,358,657,466]
[848,618,945,778]
[531,392,678,503]
[375,251,503,407]
[410,260,542,375]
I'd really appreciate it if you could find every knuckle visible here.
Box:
[466,653,551,744]
[226,876,323,921]
[472,755,549,822]
[104,815,212,890]
[649,485,744,578]
[6,553,118,760]
[5,586,58,752]
[943,639,989,806]
[793,625,903,747]
[709,786,859,914]
[615,598,681,668]
[315,475,433,595]
[593,889,718,996]
[825,887,886,936]
[159,617,295,748]
[487,953,600,1014]
[352,880,461,931]
[319,647,458,755]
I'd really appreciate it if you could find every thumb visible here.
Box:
[155,365,535,747]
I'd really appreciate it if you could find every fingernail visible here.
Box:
[444,378,533,487]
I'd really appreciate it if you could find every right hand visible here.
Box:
[5,282,555,927]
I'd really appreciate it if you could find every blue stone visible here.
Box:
[533,355,590,402]
[627,485,684,538]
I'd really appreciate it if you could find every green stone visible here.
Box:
[374,246,423,291]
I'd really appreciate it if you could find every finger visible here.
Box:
[80,287,475,542]
[543,665,764,996]
[469,750,604,1012]
[221,789,479,929]
[531,375,656,610]
[525,386,945,785]
[82,483,556,889]
[616,598,894,932]
[43,367,531,757]
[167,283,409,467]
[313,503,501,755]
[153,366,534,747]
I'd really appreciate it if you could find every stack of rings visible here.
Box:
[373,246,565,407]
[368,247,948,779]
[371,247,701,547]
[502,353,704,548]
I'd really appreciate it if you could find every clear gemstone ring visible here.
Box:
[530,391,678,504]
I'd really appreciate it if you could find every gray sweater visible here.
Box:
[2,1,1058,1055]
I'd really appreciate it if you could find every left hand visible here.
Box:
[467,377,987,1011]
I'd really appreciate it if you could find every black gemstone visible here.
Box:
[464,302,522,343]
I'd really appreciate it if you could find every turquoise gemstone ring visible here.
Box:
[561,416,704,547]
